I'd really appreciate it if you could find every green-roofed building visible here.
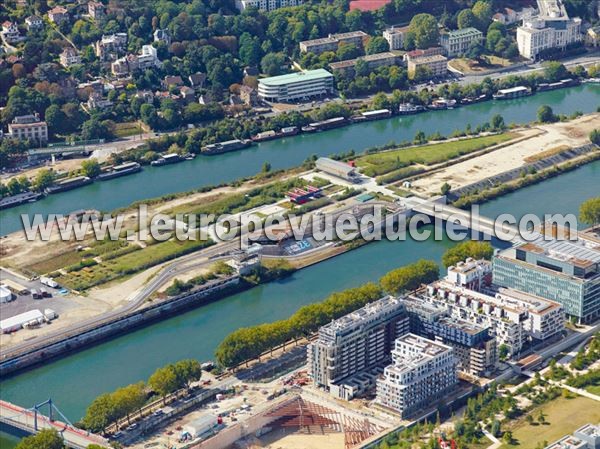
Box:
[257,69,334,103]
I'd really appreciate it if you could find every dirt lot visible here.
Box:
[409,114,600,196]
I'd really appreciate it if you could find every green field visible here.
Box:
[586,385,600,395]
[357,132,517,177]
[113,121,143,137]
[500,396,600,448]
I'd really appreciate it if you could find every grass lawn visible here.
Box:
[500,396,600,448]
[113,121,143,137]
[585,385,600,395]
[357,132,517,177]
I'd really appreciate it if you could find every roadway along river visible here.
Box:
[1,84,599,235]
[0,160,598,438]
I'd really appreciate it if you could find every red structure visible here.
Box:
[286,185,322,204]
[349,0,392,11]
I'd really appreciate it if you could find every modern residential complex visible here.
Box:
[516,0,582,59]
[440,27,483,57]
[415,259,565,356]
[493,238,600,323]
[299,31,368,54]
[235,0,304,11]
[375,334,457,417]
[383,25,410,50]
[7,114,48,144]
[307,296,410,400]
[257,69,334,102]
[407,54,448,78]
[329,52,400,76]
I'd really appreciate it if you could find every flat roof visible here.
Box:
[0,309,44,331]
[258,69,333,86]
[445,27,482,38]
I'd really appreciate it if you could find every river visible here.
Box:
[1,84,599,235]
[0,88,599,447]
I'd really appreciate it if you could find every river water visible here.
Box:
[1,84,598,235]
[0,87,599,446]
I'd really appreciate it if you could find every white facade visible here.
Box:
[236,0,304,11]
[0,309,45,334]
[8,114,48,143]
[59,47,81,67]
[257,69,334,102]
[2,21,22,43]
[376,334,457,418]
[383,25,409,50]
[440,27,483,57]
[516,0,582,59]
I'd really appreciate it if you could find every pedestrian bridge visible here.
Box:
[0,399,109,448]
[404,197,523,242]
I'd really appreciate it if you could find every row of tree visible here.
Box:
[15,428,104,449]
[81,359,202,433]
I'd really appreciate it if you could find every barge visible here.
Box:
[151,153,183,166]
[398,103,426,115]
[97,161,141,180]
[45,176,92,194]
[493,85,532,100]
[428,98,457,110]
[307,116,348,131]
[201,139,253,154]
[0,191,43,210]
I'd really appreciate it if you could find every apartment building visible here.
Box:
[47,6,69,24]
[420,259,565,356]
[235,0,304,11]
[440,27,483,57]
[87,1,105,20]
[404,298,497,376]
[403,47,444,62]
[493,238,600,323]
[59,47,81,67]
[329,52,400,76]
[516,0,582,60]
[95,33,127,60]
[376,334,457,418]
[307,295,409,400]
[407,54,448,78]
[2,21,22,43]
[299,31,368,55]
[257,69,334,103]
[111,45,161,76]
[8,114,48,144]
[383,25,410,50]
[25,15,44,31]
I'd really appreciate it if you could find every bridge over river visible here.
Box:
[0,400,108,448]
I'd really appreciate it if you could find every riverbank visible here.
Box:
[1,83,598,236]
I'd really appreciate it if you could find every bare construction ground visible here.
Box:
[409,113,600,196]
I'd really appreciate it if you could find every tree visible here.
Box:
[173,359,202,389]
[81,118,112,140]
[491,114,505,130]
[441,182,451,195]
[499,344,510,361]
[16,429,64,449]
[379,260,439,294]
[44,104,66,136]
[414,130,426,145]
[366,36,389,55]
[472,1,493,31]
[261,52,287,77]
[140,103,159,129]
[590,129,600,146]
[537,105,556,123]
[525,414,534,425]
[491,419,501,437]
[538,410,546,424]
[457,9,477,29]
[262,161,271,173]
[112,382,146,422]
[442,241,494,268]
[81,393,117,432]
[81,159,101,178]
[149,365,179,401]
[543,61,569,82]
[502,430,514,445]
[336,42,360,61]
[409,14,440,50]
[579,197,600,226]
[32,169,55,192]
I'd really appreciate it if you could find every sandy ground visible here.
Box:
[254,429,345,449]
[410,114,600,196]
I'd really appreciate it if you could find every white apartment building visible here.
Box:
[8,114,48,143]
[421,259,565,356]
[299,31,368,55]
[257,69,334,103]
[111,45,161,76]
[308,296,409,400]
[25,15,44,31]
[376,334,457,418]
[440,27,483,57]
[2,21,22,43]
[235,0,304,11]
[407,54,448,78]
[516,0,582,59]
[59,47,81,67]
[383,25,410,50]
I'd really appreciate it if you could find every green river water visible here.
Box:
[0,86,599,446]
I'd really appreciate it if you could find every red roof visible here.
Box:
[349,0,392,11]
